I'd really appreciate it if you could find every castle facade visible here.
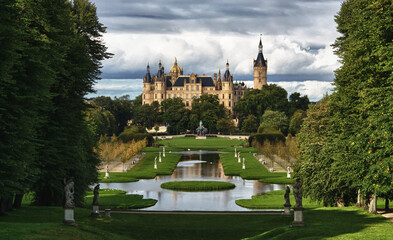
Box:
[142,39,267,111]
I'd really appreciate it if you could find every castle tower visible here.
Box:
[169,57,183,79]
[142,63,153,104]
[253,37,267,89]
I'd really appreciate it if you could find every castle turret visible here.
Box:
[253,37,267,89]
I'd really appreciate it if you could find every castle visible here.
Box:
[142,38,267,111]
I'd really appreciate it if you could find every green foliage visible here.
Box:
[233,84,289,122]
[161,98,190,134]
[0,0,111,208]
[249,127,285,147]
[117,127,153,146]
[161,181,235,191]
[84,189,156,209]
[85,105,116,137]
[241,114,259,133]
[190,94,228,133]
[216,118,235,133]
[133,102,157,129]
[288,109,306,135]
[259,110,288,135]
[236,190,322,209]
[154,137,247,151]
[288,92,310,117]
[91,95,133,135]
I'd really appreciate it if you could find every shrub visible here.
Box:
[118,128,153,146]
[249,127,285,146]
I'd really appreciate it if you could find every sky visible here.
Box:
[90,0,344,101]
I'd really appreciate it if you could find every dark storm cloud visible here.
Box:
[92,0,342,35]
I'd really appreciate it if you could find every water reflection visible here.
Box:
[101,151,285,211]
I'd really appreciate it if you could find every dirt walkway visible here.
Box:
[256,154,287,173]
[98,154,145,172]
[377,210,393,222]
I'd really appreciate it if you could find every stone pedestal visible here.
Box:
[287,173,291,178]
[283,204,291,216]
[291,207,305,227]
[91,205,101,218]
[196,136,206,139]
[63,208,76,226]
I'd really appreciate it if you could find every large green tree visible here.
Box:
[161,98,190,134]
[260,110,289,135]
[233,84,289,124]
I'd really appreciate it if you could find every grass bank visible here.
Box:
[220,152,294,184]
[236,190,322,209]
[161,181,235,191]
[1,206,392,240]
[84,189,156,209]
[144,137,251,152]
[97,153,181,181]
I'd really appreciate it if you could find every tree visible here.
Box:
[162,98,190,134]
[288,109,307,135]
[234,84,289,123]
[134,103,157,129]
[216,118,235,133]
[260,110,289,135]
[191,94,228,133]
[85,105,116,137]
[241,115,259,133]
[288,92,310,117]
[92,95,133,135]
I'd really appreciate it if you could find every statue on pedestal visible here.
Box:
[293,180,303,208]
[93,184,100,206]
[64,178,75,209]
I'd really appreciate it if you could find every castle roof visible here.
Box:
[172,76,214,87]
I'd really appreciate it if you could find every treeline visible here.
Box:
[295,0,393,208]
[99,85,309,135]
[0,0,110,213]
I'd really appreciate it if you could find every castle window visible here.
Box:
[210,88,213,91]
[174,94,177,98]
[143,101,145,104]
[168,94,171,98]
[222,101,224,106]
[161,94,163,99]
[180,88,183,90]
[222,94,224,99]
[259,79,261,82]
[234,92,236,95]
[143,94,145,99]
[155,94,157,99]
[175,88,177,90]
[191,86,194,90]
[180,94,183,98]
[192,80,194,83]
[197,94,199,98]
[192,94,195,98]
[186,86,189,90]
[186,102,189,106]
[229,102,231,107]
[196,86,199,91]
[186,94,189,99]
[229,94,231,99]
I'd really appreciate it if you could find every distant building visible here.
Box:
[142,38,267,111]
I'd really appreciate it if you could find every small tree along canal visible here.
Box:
[101,149,286,211]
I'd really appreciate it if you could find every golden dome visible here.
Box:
[170,57,182,73]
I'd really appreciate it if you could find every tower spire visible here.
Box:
[259,34,263,53]
[226,60,229,70]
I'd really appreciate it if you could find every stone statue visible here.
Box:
[293,180,303,208]
[93,184,100,206]
[64,178,75,209]
[284,186,291,207]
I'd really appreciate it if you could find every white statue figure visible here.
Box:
[163,146,166,157]
[64,178,75,209]
[242,158,246,169]
[287,167,291,178]
[159,152,162,162]
[238,152,241,163]
[104,165,110,179]
[235,148,237,157]
[154,157,157,169]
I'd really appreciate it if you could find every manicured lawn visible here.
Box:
[161,181,236,191]
[144,137,251,152]
[84,189,157,209]
[1,206,392,240]
[236,190,323,209]
[220,152,294,184]
[97,153,181,181]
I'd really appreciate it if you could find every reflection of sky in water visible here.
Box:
[101,152,286,211]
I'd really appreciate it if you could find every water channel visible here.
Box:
[101,151,285,211]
